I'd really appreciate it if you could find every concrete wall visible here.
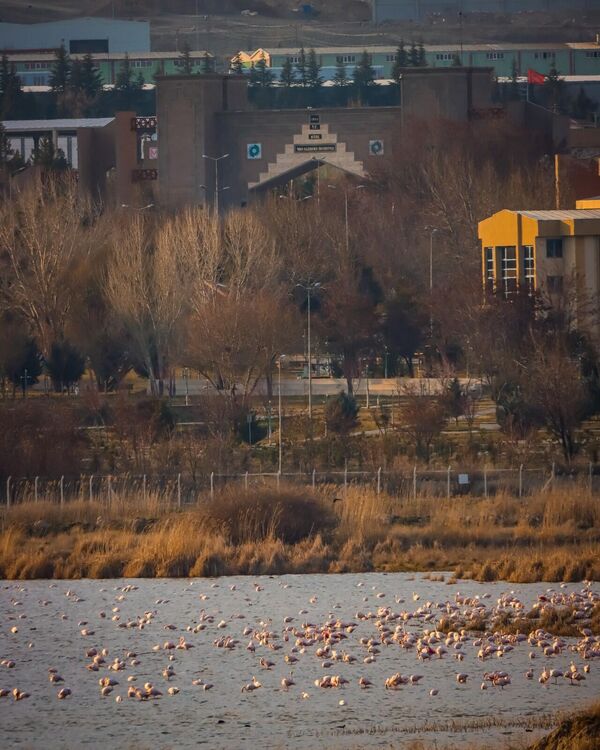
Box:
[0,18,150,53]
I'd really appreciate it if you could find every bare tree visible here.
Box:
[0,175,95,357]
[105,211,197,395]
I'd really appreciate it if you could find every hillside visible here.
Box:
[0,0,598,58]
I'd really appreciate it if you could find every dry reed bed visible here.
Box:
[0,484,599,583]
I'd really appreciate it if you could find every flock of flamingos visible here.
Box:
[1,578,599,722]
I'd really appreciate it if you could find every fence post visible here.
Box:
[244,471,249,491]
[142,474,147,503]
[518,464,523,498]
[89,475,93,503]
[344,460,348,497]
[551,461,555,488]
[589,462,593,496]
[312,468,316,489]
[277,470,281,490]
[483,466,487,499]
[34,476,39,503]
[60,476,64,506]
[377,466,382,495]
[6,476,10,509]
[177,473,182,509]
[210,471,215,500]
[107,474,112,505]
[446,465,451,499]
[413,465,417,500]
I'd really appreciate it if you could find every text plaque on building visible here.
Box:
[309,113,320,124]
[308,133,323,140]
[294,143,336,153]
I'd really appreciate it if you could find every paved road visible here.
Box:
[173,376,482,398]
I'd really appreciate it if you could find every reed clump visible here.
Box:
[0,483,598,584]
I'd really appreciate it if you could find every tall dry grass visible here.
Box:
[0,483,599,583]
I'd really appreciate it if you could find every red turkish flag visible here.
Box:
[527,69,545,85]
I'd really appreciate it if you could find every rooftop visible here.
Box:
[2,118,114,132]
[517,209,600,220]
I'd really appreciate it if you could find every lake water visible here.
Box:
[1,574,598,750]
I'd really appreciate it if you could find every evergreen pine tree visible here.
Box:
[0,53,22,118]
[572,86,597,121]
[115,53,134,91]
[306,48,323,90]
[80,53,103,98]
[408,40,419,67]
[295,47,308,87]
[391,41,407,83]
[544,67,565,112]
[254,57,274,87]
[31,134,68,170]
[509,58,520,100]
[280,57,296,87]
[230,54,244,75]
[417,40,427,66]
[201,54,212,74]
[452,53,462,66]
[178,42,194,74]
[248,61,259,87]
[0,121,13,165]
[332,58,349,87]
[49,44,71,93]
[352,50,376,102]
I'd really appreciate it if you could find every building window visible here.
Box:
[484,247,494,290]
[546,238,563,258]
[435,53,453,61]
[523,245,534,289]
[547,275,563,293]
[499,246,517,295]
[288,56,301,64]
[486,52,504,60]
[534,51,555,59]
[385,54,397,62]
[586,51,600,58]
[132,59,152,68]
[336,55,356,64]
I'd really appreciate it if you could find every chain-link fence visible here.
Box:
[3,463,598,509]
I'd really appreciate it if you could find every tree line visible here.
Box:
[0,116,598,462]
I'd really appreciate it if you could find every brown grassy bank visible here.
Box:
[0,484,599,585]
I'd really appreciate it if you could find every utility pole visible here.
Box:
[295,281,321,419]
[202,153,229,214]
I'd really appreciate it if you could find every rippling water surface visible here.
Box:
[1,574,598,750]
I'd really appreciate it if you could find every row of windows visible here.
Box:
[23,62,50,70]
[336,54,357,64]
[485,241,563,295]
[534,51,555,59]
[435,53,454,61]
[586,51,600,58]
[486,52,504,60]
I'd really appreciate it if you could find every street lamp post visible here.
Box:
[295,281,321,419]
[202,153,229,214]
[327,183,365,253]
[277,355,285,475]
[428,227,439,337]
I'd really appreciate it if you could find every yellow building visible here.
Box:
[478,199,600,329]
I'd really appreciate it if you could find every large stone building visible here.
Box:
[156,67,495,211]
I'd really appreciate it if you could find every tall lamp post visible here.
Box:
[295,281,321,419]
[428,227,440,337]
[202,153,229,214]
[277,355,286,475]
[327,183,365,253]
